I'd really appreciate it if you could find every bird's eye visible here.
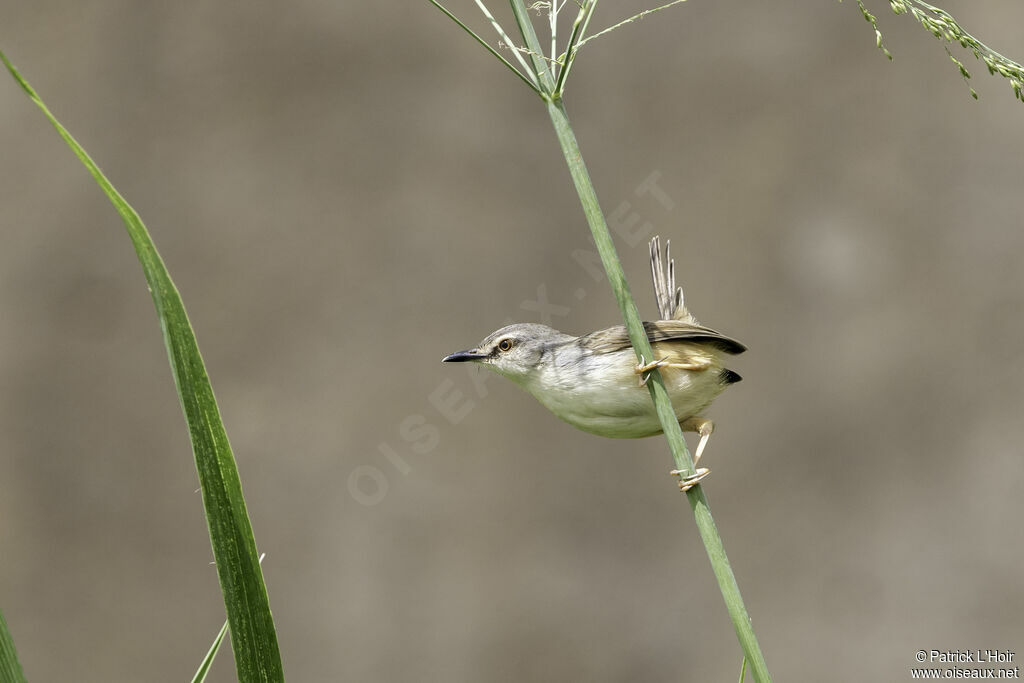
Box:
[497,338,514,352]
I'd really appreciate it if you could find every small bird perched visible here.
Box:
[443,236,745,490]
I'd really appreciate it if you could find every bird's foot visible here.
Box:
[635,355,670,386]
[670,467,710,492]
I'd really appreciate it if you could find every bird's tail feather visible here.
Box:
[649,235,695,322]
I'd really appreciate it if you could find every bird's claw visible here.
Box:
[635,355,670,386]
[670,467,710,492]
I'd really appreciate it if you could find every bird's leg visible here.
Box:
[669,417,715,492]
[680,416,714,466]
[634,355,670,386]
[660,358,713,372]
[635,356,714,386]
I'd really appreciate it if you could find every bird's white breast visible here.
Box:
[520,345,727,438]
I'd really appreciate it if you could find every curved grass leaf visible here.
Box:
[0,51,284,683]
[192,621,230,683]
[0,609,28,683]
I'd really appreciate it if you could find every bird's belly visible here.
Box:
[526,359,725,439]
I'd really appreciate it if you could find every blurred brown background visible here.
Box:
[2,1,1023,681]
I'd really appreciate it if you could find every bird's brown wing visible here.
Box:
[579,320,747,355]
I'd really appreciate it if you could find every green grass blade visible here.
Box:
[0,609,28,683]
[191,621,230,683]
[0,51,284,683]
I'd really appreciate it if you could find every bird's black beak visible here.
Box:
[441,349,487,363]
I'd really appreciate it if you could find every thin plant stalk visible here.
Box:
[430,2,773,681]
[543,92,772,683]
[554,0,597,95]
[576,0,691,49]
[473,0,537,84]
[549,0,559,70]
[428,0,540,93]
[509,0,556,90]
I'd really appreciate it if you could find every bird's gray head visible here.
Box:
[442,323,569,382]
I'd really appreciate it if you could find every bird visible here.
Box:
[442,236,745,490]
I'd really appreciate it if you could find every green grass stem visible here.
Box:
[553,0,597,95]
[431,2,773,679]
[510,0,556,90]
[542,92,772,683]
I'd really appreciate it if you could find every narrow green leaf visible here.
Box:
[428,0,542,94]
[0,609,28,683]
[191,621,230,683]
[0,51,284,683]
